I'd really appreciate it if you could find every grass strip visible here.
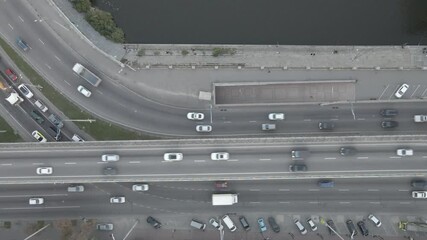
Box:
[0,37,159,140]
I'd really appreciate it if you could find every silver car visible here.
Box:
[36,167,53,175]
[29,197,44,205]
[187,112,204,120]
[196,125,212,132]
[96,223,114,231]
[101,154,120,162]
[132,184,149,191]
[163,153,183,161]
[110,196,126,203]
[211,152,229,160]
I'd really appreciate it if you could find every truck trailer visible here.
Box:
[398,221,427,233]
[212,193,238,206]
[72,63,102,87]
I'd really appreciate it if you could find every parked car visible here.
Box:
[380,109,398,117]
[29,197,44,205]
[18,84,34,99]
[289,164,307,172]
[190,219,206,230]
[239,216,250,231]
[367,214,382,227]
[381,120,398,128]
[268,217,280,233]
[147,216,161,229]
[294,219,307,235]
[319,121,335,130]
[36,167,52,175]
[71,134,84,142]
[110,196,126,203]
[101,154,120,162]
[222,215,237,232]
[346,220,358,236]
[412,191,427,199]
[34,100,48,112]
[163,153,183,161]
[268,113,285,120]
[209,218,223,231]
[48,114,64,128]
[5,68,18,81]
[96,223,114,231]
[132,184,149,191]
[196,125,212,132]
[307,218,317,231]
[396,149,413,156]
[103,167,117,175]
[211,152,229,160]
[357,221,369,236]
[340,147,357,156]
[32,130,47,143]
[77,85,92,97]
[187,112,204,120]
[30,110,44,124]
[257,218,267,232]
[327,219,337,235]
[395,83,409,98]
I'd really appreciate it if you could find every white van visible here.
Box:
[222,215,237,232]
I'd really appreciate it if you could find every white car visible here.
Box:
[395,83,409,98]
[101,154,120,162]
[18,84,34,99]
[412,191,427,199]
[29,197,44,205]
[396,149,413,156]
[368,214,382,227]
[77,85,92,97]
[209,218,223,231]
[163,153,183,161]
[211,152,230,160]
[307,218,317,231]
[268,113,285,120]
[294,219,307,235]
[132,184,149,191]
[196,125,212,132]
[187,112,204,120]
[36,167,53,175]
[32,130,47,143]
[110,196,126,203]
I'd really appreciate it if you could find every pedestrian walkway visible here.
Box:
[52,1,427,71]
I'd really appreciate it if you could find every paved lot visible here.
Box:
[214,80,356,105]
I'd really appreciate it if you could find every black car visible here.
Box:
[326,220,337,235]
[357,221,369,236]
[239,216,251,231]
[411,180,427,188]
[268,217,280,233]
[381,121,398,128]
[147,216,161,229]
[319,121,335,130]
[346,220,358,236]
[103,167,117,175]
[339,147,357,156]
[289,164,307,172]
[379,109,398,117]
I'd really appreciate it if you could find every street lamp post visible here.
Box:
[62,119,96,123]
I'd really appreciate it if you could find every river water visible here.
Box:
[94,0,427,45]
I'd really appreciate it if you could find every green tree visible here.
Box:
[72,0,91,13]
[85,9,125,43]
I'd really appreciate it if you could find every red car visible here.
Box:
[5,69,18,81]
[215,181,228,189]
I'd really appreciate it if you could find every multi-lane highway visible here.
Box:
[0,136,425,183]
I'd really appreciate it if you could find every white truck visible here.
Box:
[0,79,23,106]
[414,115,427,122]
[72,63,102,87]
[212,193,238,206]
